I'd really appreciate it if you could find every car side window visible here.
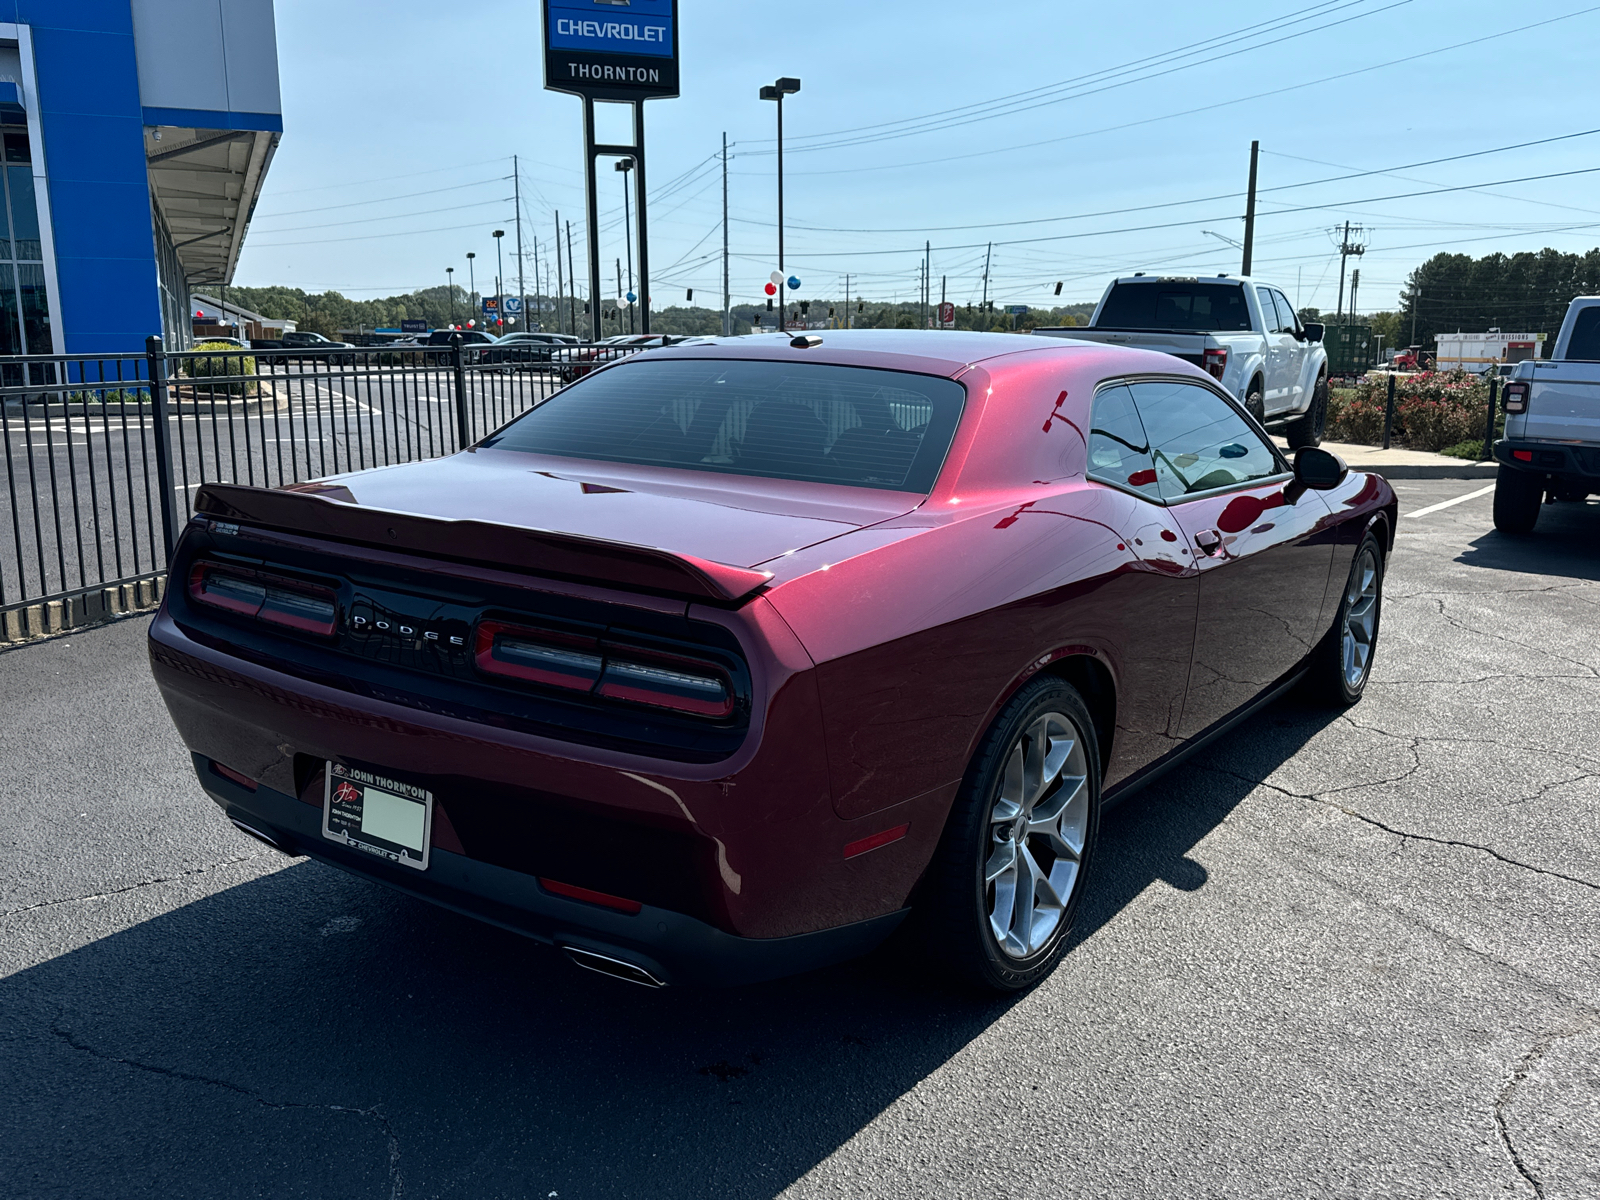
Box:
[1085,384,1161,500]
[1271,290,1300,335]
[1128,379,1284,500]
[1255,287,1284,333]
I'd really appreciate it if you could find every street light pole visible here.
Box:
[760,77,800,332]
[446,267,455,327]
[493,229,505,332]
[616,159,635,334]
[466,253,476,327]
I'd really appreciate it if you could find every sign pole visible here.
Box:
[583,98,603,342]
[634,100,650,335]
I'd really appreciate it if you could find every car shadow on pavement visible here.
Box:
[2,699,1338,1200]
[1456,499,1600,582]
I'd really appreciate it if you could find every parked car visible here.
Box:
[551,333,682,380]
[151,330,1394,992]
[249,330,358,363]
[1033,275,1331,448]
[1493,295,1600,532]
[192,336,248,349]
[484,332,582,364]
[417,327,498,365]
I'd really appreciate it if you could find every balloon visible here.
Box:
[626,292,636,303]
[787,276,801,291]
[769,271,785,285]
[764,282,777,296]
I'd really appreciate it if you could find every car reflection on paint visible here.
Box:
[148,330,1396,992]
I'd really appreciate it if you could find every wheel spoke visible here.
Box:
[985,836,1017,885]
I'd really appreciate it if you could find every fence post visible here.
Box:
[1480,376,1498,462]
[1381,371,1397,451]
[146,335,181,562]
[449,332,471,450]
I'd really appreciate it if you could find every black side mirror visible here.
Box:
[1284,446,1348,504]
[1301,322,1325,343]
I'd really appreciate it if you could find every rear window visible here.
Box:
[480,359,966,492]
[1564,305,1600,361]
[1097,281,1253,332]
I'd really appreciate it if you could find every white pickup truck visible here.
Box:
[1493,295,1600,533]
[1033,274,1331,448]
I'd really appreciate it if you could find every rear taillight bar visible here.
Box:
[188,561,338,638]
[1502,381,1530,413]
[475,619,734,719]
[1203,346,1228,381]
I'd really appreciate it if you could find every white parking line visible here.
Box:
[1405,483,1496,518]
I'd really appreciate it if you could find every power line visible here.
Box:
[252,176,511,221]
[768,4,1600,179]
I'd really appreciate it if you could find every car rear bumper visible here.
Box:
[1495,438,1600,485]
[197,754,906,987]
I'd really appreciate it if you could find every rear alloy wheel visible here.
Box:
[919,678,1100,992]
[1284,375,1329,449]
[1493,465,1545,535]
[1304,532,1384,706]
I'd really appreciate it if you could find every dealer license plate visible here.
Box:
[322,762,434,871]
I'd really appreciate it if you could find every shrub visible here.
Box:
[1326,387,1387,444]
[66,387,150,405]
[1440,439,1484,460]
[183,341,257,394]
[1330,369,1491,451]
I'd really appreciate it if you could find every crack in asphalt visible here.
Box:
[51,1022,404,1198]
[1493,1018,1600,1199]
[1338,714,1600,771]
[0,854,269,922]
[1429,597,1600,681]
[1200,763,1600,893]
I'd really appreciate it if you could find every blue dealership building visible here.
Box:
[0,1,281,355]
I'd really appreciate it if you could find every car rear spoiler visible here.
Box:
[193,483,774,603]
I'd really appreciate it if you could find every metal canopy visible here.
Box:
[143,126,279,288]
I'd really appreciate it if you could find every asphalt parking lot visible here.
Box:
[3,478,1597,1200]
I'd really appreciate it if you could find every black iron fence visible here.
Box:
[0,336,641,640]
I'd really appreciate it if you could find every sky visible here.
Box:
[236,0,1600,320]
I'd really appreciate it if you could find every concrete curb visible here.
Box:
[1345,460,1499,480]
[2,577,165,646]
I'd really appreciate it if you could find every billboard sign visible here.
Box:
[400,319,428,334]
[544,0,679,101]
[503,296,524,314]
[938,301,955,325]
[482,297,499,314]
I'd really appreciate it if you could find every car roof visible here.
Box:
[643,328,1102,376]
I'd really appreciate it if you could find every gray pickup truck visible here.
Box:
[1493,296,1600,533]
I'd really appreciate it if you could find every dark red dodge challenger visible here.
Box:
[149,330,1395,991]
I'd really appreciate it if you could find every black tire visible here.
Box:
[1284,375,1329,449]
[1245,380,1266,426]
[1493,465,1544,535]
[918,677,1102,992]
[1304,531,1384,706]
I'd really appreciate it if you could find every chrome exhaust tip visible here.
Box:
[562,946,666,988]
[229,818,300,858]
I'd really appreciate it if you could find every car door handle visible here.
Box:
[1194,529,1223,556]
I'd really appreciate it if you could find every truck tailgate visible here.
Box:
[1034,329,1211,363]
[1522,362,1600,442]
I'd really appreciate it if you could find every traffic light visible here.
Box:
[799,300,810,316]
[686,288,694,302]
[1054,281,1063,296]
[766,298,773,310]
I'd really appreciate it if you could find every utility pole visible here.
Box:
[844,273,850,329]
[922,241,930,329]
[1334,221,1366,323]
[1349,268,1361,322]
[1241,139,1259,275]
[721,132,731,337]
[941,273,947,327]
[533,235,541,331]
[981,241,992,317]
[1410,287,1420,347]
[566,219,580,338]
[554,213,565,335]
[616,258,624,335]
[617,158,636,333]
[514,156,526,332]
